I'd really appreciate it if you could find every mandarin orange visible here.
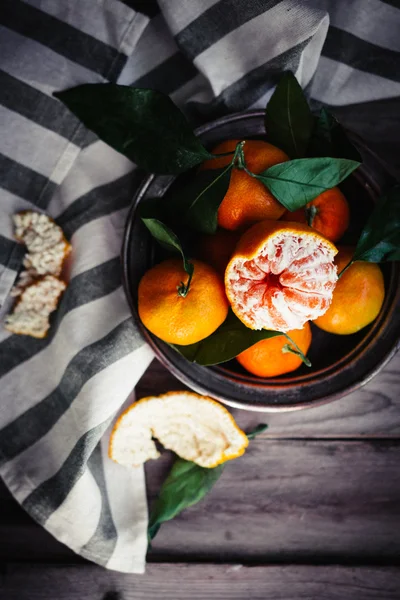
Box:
[313,246,385,335]
[202,139,288,231]
[237,323,312,377]
[138,258,228,345]
[283,187,350,242]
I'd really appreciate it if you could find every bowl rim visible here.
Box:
[122,109,400,412]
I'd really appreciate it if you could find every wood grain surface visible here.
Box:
[146,439,400,562]
[2,438,400,564]
[2,563,400,600]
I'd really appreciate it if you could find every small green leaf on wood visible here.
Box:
[246,424,268,440]
[54,84,212,174]
[253,157,360,211]
[173,311,281,366]
[265,72,314,158]
[308,108,362,162]
[148,458,224,541]
[148,419,267,542]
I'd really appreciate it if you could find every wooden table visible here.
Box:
[1,350,400,599]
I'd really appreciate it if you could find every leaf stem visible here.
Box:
[186,163,233,213]
[337,259,353,279]
[185,140,246,214]
[243,164,258,179]
[177,266,194,297]
[233,141,246,169]
[282,334,312,367]
[246,424,268,440]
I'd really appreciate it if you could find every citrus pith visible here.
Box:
[237,323,312,377]
[225,220,338,333]
[109,391,249,468]
[313,246,385,335]
[202,139,289,231]
[138,258,228,345]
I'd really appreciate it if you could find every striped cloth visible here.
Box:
[0,0,399,574]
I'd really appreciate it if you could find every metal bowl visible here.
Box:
[122,110,400,412]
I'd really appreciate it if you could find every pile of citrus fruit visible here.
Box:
[138,139,385,378]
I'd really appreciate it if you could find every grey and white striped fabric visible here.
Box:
[0,0,399,574]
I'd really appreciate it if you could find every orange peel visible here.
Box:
[109,391,248,469]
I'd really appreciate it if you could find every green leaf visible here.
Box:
[265,72,314,158]
[141,219,194,296]
[352,185,400,263]
[173,311,281,366]
[308,108,362,162]
[148,458,224,541]
[254,157,360,211]
[387,249,400,261]
[54,84,211,174]
[169,166,232,234]
[246,424,268,440]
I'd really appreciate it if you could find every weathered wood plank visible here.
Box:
[1,563,400,599]
[1,440,400,563]
[137,352,400,437]
[146,440,400,561]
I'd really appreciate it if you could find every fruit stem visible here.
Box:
[243,164,258,178]
[211,150,235,158]
[337,260,353,279]
[305,204,318,227]
[282,335,312,367]
[177,268,193,298]
[234,141,246,170]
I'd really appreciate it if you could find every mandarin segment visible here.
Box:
[237,323,312,377]
[109,391,249,468]
[202,139,289,231]
[138,258,229,345]
[283,187,350,243]
[225,221,338,332]
[313,246,385,335]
